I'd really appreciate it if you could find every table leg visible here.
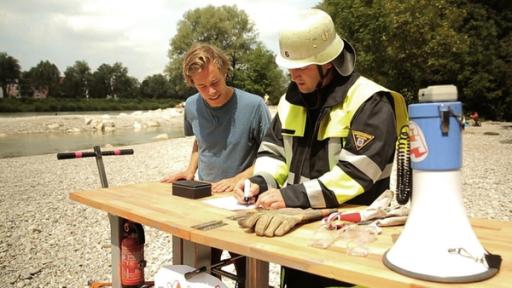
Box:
[173,237,268,288]
[172,236,211,268]
[108,214,121,288]
[246,257,269,288]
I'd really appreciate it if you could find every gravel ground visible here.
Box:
[0,117,511,288]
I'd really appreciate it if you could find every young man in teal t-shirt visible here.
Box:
[161,43,270,287]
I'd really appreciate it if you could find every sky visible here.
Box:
[0,0,320,80]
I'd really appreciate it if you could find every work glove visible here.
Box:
[238,208,337,237]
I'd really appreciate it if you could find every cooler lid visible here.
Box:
[408,102,462,118]
[418,85,458,102]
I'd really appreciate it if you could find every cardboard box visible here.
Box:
[154,265,227,288]
[172,180,211,199]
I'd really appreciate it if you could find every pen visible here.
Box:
[243,179,250,203]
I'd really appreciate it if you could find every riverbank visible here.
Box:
[0,108,188,158]
[0,98,179,114]
[1,119,511,287]
[0,108,185,136]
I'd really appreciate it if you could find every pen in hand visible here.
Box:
[243,179,250,204]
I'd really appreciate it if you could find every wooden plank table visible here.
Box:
[70,182,512,288]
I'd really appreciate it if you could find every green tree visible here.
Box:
[167,58,192,100]
[89,62,138,99]
[165,5,286,100]
[61,60,92,98]
[234,44,287,104]
[19,71,33,98]
[454,0,512,120]
[28,60,61,98]
[89,64,111,99]
[320,0,468,103]
[140,74,172,99]
[0,52,21,97]
[110,62,139,99]
[319,0,512,120]
[118,76,140,99]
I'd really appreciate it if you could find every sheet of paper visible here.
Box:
[203,196,255,210]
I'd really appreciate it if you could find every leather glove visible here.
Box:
[238,208,337,237]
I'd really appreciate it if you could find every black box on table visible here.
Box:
[172,180,212,199]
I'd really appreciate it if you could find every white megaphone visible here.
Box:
[383,85,501,282]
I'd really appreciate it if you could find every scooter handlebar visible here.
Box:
[57,148,134,160]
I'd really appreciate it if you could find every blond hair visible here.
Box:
[182,43,231,86]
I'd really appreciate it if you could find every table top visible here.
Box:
[70,182,512,288]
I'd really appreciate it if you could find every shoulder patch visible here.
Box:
[352,130,375,151]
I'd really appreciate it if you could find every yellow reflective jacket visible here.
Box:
[253,74,408,208]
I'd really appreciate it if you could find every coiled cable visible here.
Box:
[396,125,412,204]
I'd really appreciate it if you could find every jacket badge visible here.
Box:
[352,130,375,151]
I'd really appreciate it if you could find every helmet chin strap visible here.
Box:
[306,64,330,109]
[315,65,325,90]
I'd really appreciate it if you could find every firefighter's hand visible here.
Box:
[255,188,285,209]
[238,208,336,237]
[234,180,260,205]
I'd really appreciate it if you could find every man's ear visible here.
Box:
[321,63,334,76]
[323,63,333,72]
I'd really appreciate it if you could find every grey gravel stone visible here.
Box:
[1,117,510,288]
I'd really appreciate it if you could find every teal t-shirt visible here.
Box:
[184,88,271,182]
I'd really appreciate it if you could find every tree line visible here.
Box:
[320,0,511,120]
[1,2,511,120]
[0,58,145,100]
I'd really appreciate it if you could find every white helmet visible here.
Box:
[275,9,356,76]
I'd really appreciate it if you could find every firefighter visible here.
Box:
[234,8,408,287]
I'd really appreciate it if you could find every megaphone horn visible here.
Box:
[383,85,501,283]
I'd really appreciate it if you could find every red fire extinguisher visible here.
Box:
[121,221,146,287]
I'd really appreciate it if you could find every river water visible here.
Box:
[0,111,184,158]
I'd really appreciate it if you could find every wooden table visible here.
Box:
[70,182,512,288]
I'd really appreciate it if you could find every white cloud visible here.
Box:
[0,0,320,80]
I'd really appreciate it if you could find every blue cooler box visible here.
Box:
[408,102,462,171]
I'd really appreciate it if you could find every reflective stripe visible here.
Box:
[259,140,285,158]
[287,171,295,184]
[283,136,293,167]
[278,96,306,136]
[379,163,393,180]
[258,172,279,189]
[327,137,341,169]
[299,175,310,183]
[339,150,383,183]
[318,77,376,140]
[319,166,364,204]
[346,77,409,138]
[317,103,350,140]
[287,172,310,185]
[303,180,326,208]
[254,156,288,187]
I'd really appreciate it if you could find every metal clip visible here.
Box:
[440,105,450,135]
[448,247,486,264]
[439,104,464,135]
[191,220,227,231]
